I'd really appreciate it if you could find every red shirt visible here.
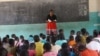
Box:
[28,50,36,56]
[80,49,98,56]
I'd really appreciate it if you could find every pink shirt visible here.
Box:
[43,52,57,56]
[28,50,36,56]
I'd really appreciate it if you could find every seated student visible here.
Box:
[78,44,98,56]
[0,41,8,56]
[70,30,76,41]
[39,33,44,40]
[34,35,43,56]
[80,28,88,45]
[41,35,47,43]
[7,39,17,56]
[86,30,100,54]
[55,30,67,46]
[86,36,93,44]
[2,37,9,50]
[11,34,16,40]
[28,35,34,43]
[19,40,29,56]
[58,43,70,56]
[18,35,24,46]
[57,29,65,40]
[43,43,57,56]
[74,35,82,56]
[28,43,36,56]
[68,36,76,48]
[51,37,61,53]
[14,37,19,47]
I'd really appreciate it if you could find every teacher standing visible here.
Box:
[46,9,57,35]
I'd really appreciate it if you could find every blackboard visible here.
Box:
[0,0,89,25]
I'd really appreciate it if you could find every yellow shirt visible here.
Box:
[35,42,43,56]
[81,35,88,45]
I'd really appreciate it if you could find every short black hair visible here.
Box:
[2,37,8,43]
[39,33,44,37]
[34,35,40,42]
[6,35,9,38]
[59,29,63,33]
[75,35,81,43]
[11,34,16,38]
[69,36,74,41]
[29,43,36,49]
[43,43,51,52]
[86,36,93,43]
[20,35,24,39]
[78,44,86,51]
[29,35,33,37]
[70,30,75,34]
[76,31,81,36]
[9,39,14,47]
[61,43,68,49]
[81,28,87,35]
[42,35,46,39]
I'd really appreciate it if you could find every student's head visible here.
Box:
[93,30,98,37]
[75,35,81,43]
[49,9,54,16]
[61,43,68,49]
[34,35,40,42]
[15,37,19,41]
[24,40,29,45]
[76,31,81,36]
[29,35,33,38]
[20,35,24,39]
[59,29,64,34]
[6,35,9,39]
[9,39,14,47]
[41,35,46,40]
[40,33,44,37]
[86,36,93,44]
[78,44,86,52]
[2,37,9,43]
[11,34,16,38]
[29,43,36,50]
[43,43,51,52]
[70,30,75,35]
[69,36,74,41]
[61,43,70,56]
[81,28,87,35]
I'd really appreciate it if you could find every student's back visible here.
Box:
[34,35,43,56]
[58,43,70,56]
[35,42,43,56]
[55,40,67,46]
[80,49,98,56]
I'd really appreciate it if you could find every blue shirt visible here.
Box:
[55,40,67,46]
[27,37,34,43]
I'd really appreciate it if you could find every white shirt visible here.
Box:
[86,37,100,52]
[51,44,61,53]
[73,35,76,41]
